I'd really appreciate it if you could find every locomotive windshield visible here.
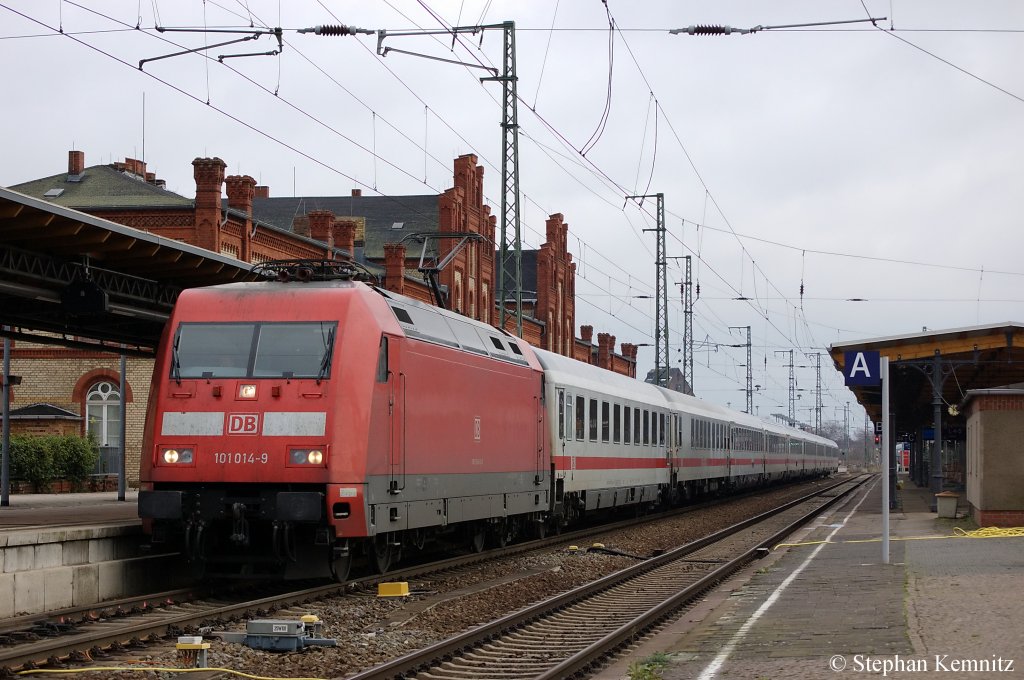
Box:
[172,321,337,379]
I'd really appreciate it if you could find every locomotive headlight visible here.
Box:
[161,448,194,464]
[238,384,257,399]
[289,448,325,465]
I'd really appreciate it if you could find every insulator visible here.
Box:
[687,24,733,35]
[314,24,355,36]
[799,283,804,296]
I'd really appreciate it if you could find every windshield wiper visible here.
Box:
[316,326,336,385]
[171,332,182,385]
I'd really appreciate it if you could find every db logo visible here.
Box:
[227,413,260,435]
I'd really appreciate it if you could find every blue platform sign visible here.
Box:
[844,351,881,386]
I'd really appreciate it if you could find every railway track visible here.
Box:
[0,476,849,676]
[345,475,869,680]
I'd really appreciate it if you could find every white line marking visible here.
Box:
[695,479,878,680]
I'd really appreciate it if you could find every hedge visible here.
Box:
[8,433,100,491]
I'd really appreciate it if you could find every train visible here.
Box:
[138,261,839,580]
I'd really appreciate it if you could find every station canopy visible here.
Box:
[0,186,260,355]
[829,323,1024,428]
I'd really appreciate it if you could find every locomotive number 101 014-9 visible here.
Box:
[213,452,269,465]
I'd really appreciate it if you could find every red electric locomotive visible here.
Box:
[139,262,549,580]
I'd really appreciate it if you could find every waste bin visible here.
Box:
[935,491,959,518]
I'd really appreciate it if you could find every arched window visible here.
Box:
[86,381,121,474]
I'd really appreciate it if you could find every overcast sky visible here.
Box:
[3,1,1023,437]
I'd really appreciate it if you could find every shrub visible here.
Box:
[10,434,55,491]
[10,433,99,491]
[52,434,99,490]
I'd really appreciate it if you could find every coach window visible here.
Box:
[633,408,641,445]
[575,395,585,441]
[613,404,621,444]
[589,399,598,442]
[601,401,610,442]
[624,406,632,444]
[642,409,650,446]
[659,413,665,446]
[557,389,565,440]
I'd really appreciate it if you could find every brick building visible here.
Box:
[4,149,638,485]
[963,387,1024,526]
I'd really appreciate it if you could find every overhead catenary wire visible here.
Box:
[14,3,878,419]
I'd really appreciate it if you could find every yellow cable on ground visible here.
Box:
[16,666,325,680]
[953,526,1024,538]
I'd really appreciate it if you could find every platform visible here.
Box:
[596,475,1024,680]
[0,489,140,530]
[0,490,191,618]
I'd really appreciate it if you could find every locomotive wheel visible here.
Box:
[469,523,486,553]
[368,533,397,574]
[533,518,547,540]
[330,541,352,583]
[492,520,512,548]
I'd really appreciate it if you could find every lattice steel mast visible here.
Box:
[628,193,667,387]
[482,22,523,337]
[375,22,523,336]
[683,255,693,393]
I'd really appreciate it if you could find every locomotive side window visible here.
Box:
[575,396,585,441]
[376,336,389,383]
[589,399,598,442]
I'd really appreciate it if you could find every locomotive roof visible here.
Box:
[373,286,539,370]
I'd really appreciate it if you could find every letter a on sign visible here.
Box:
[844,351,881,386]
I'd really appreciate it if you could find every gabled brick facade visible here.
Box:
[5,148,642,487]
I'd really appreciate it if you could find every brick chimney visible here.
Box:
[225,175,256,261]
[225,175,256,213]
[384,243,407,295]
[351,188,362,197]
[307,210,335,248]
[68,150,85,176]
[454,154,482,207]
[192,157,227,253]
[580,325,593,345]
[597,333,611,369]
[337,219,357,259]
[619,343,636,377]
[254,185,270,199]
